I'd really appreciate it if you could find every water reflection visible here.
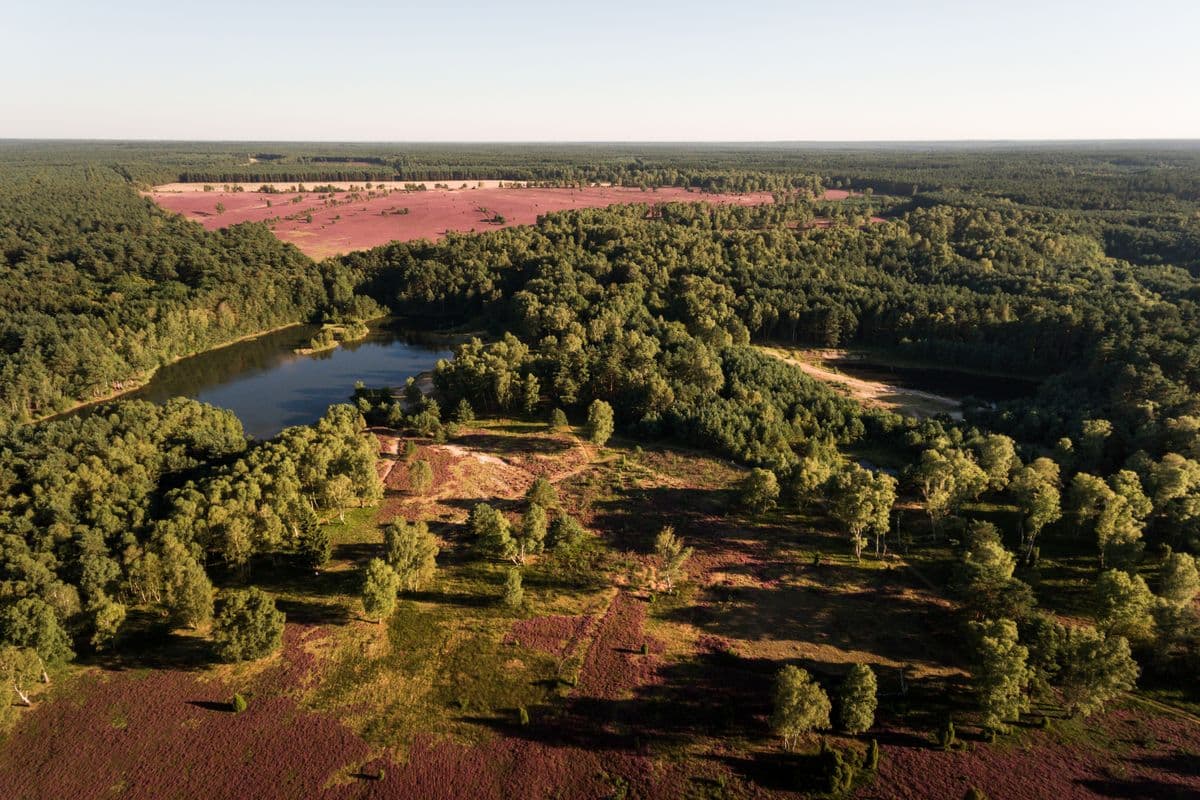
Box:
[126,321,450,438]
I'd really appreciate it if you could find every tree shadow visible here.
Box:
[274,597,351,625]
[1075,776,1199,799]
[453,433,570,456]
[187,700,233,713]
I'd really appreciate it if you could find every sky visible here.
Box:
[3,0,1198,141]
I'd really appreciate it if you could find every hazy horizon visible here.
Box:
[6,0,1199,141]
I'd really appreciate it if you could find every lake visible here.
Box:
[126,321,452,438]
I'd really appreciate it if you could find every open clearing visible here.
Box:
[148,184,776,259]
[759,345,964,420]
[1,418,1195,798]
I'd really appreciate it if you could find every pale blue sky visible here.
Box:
[4,0,1198,141]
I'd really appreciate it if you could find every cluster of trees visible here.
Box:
[0,399,381,682]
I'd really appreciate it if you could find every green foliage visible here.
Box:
[819,738,857,794]
[0,597,74,665]
[525,477,559,510]
[297,515,332,570]
[1159,550,1200,607]
[865,738,880,771]
[231,693,248,713]
[362,558,400,623]
[408,460,434,495]
[1093,569,1156,643]
[654,526,693,592]
[503,568,524,609]
[740,468,780,515]
[838,663,878,734]
[549,408,569,430]
[383,519,439,592]
[829,464,897,559]
[517,505,549,562]
[470,503,516,562]
[212,588,285,662]
[969,618,1031,731]
[770,665,830,750]
[454,398,475,424]
[586,400,615,446]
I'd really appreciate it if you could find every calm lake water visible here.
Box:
[127,321,451,438]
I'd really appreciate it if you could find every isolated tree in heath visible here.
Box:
[525,477,559,510]
[970,618,1031,731]
[408,459,434,495]
[454,397,475,424]
[771,665,831,750]
[383,519,439,591]
[654,526,693,592]
[550,408,569,430]
[212,588,285,662]
[503,568,524,609]
[838,663,878,734]
[586,399,614,446]
[361,558,400,623]
[740,468,780,515]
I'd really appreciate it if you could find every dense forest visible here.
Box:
[1,141,1199,794]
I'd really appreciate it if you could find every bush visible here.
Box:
[550,408,569,430]
[503,568,524,609]
[586,400,614,446]
[518,705,530,726]
[865,738,880,771]
[231,693,248,713]
[819,738,857,794]
[936,719,957,751]
[212,588,285,662]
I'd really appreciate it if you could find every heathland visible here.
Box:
[0,141,1198,799]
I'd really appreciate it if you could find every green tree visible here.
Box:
[838,663,878,734]
[1160,550,1200,607]
[0,597,73,666]
[740,468,780,515]
[586,399,614,446]
[470,503,516,562]
[408,459,434,495]
[525,477,559,510]
[829,465,897,559]
[1058,626,1138,717]
[517,504,549,562]
[503,568,524,609]
[454,398,475,424]
[550,408,569,430]
[1010,465,1062,560]
[1093,569,1155,643]
[770,665,831,750]
[977,434,1019,491]
[383,519,439,591]
[361,558,399,623]
[970,618,1031,731]
[0,646,41,716]
[654,526,693,592]
[212,588,285,662]
[88,597,125,650]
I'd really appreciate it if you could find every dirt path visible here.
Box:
[759,345,963,420]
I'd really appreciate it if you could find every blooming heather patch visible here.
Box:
[864,708,1200,800]
[0,669,370,800]
[576,592,664,700]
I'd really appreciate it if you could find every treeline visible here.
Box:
[0,164,343,426]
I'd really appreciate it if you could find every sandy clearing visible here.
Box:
[760,345,963,420]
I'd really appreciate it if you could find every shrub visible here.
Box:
[586,400,614,446]
[518,705,530,726]
[550,408,569,430]
[740,468,780,515]
[231,693,248,713]
[503,568,524,609]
